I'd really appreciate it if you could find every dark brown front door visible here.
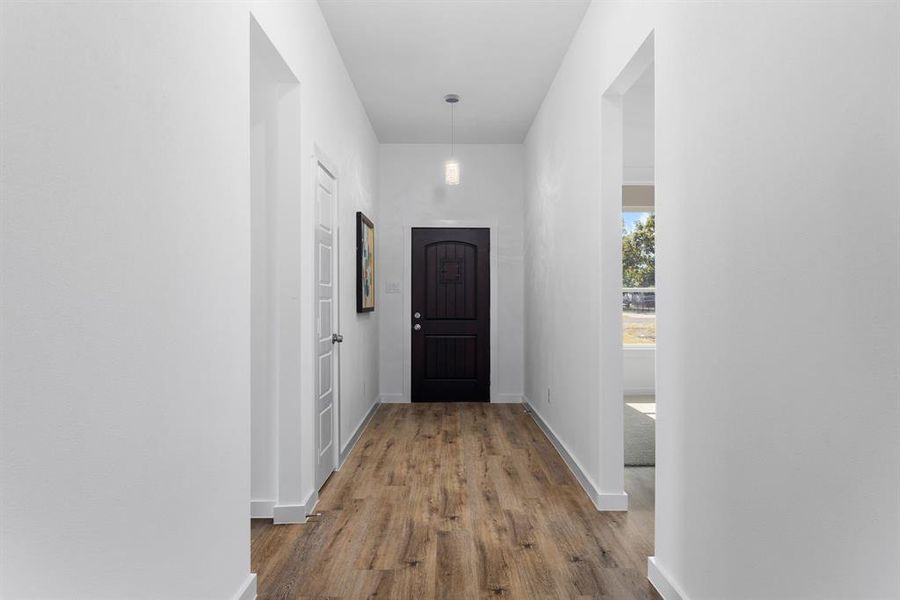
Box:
[411,228,490,402]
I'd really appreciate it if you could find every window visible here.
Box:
[623,211,655,345]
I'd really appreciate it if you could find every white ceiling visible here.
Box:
[318,0,591,143]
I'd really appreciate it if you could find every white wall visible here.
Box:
[247,3,380,520]
[250,41,278,516]
[1,1,379,596]
[524,1,899,598]
[624,347,655,395]
[623,68,655,185]
[378,144,524,403]
[0,3,252,597]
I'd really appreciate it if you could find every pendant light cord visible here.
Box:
[450,101,455,158]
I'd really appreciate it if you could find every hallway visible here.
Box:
[4,2,899,598]
[251,404,659,599]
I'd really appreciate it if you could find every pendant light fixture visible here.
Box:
[444,94,460,185]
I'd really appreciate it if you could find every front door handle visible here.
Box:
[332,333,343,344]
[413,324,422,331]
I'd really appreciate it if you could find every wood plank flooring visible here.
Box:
[251,403,661,599]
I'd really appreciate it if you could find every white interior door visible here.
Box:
[315,162,339,490]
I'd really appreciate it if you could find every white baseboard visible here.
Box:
[232,573,257,600]
[273,489,319,524]
[624,387,655,396]
[250,499,276,519]
[648,557,688,600]
[379,392,525,404]
[494,393,524,404]
[340,399,380,468]
[378,393,406,403]
[523,397,628,512]
[596,491,629,511]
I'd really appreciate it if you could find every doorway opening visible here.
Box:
[409,227,490,402]
[249,16,301,521]
[621,66,656,470]
[597,32,654,513]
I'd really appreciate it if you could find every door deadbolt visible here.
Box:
[414,312,421,319]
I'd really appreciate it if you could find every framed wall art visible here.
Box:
[356,211,375,313]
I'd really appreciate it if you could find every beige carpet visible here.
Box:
[624,395,655,466]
